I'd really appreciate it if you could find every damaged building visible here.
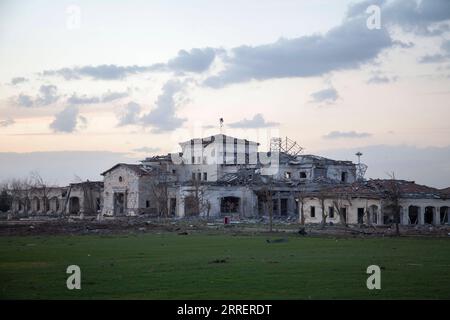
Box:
[7,134,450,226]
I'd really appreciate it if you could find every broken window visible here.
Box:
[172,169,176,174]
[341,207,347,223]
[310,206,315,218]
[119,176,123,182]
[197,172,202,181]
[329,206,334,218]
[191,156,195,164]
[146,200,150,208]
[424,206,434,224]
[220,196,240,214]
[408,205,419,224]
[341,172,347,182]
[203,172,207,181]
[192,172,196,181]
[300,171,307,179]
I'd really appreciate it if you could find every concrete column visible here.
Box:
[402,208,409,225]
[178,196,185,218]
[435,207,440,225]
[419,207,425,225]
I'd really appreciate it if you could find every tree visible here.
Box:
[385,173,401,236]
[148,166,171,218]
[318,189,328,229]
[259,179,274,232]
[331,191,352,227]
[185,174,211,218]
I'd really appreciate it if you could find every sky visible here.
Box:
[0,0,449,187]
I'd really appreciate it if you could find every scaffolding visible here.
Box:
[270,137,303,157]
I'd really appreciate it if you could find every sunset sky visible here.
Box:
[0,0,449,187]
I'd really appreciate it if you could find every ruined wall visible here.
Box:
[102,166,140,216]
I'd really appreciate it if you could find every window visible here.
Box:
[197,172,201,181]
[119,176,123,182]
[341,172,347,182]
[146,200,150,208]
[192,172,196,181]
[310,206,316,218]
[357,208,364,224]
[172,169,176,174]
[300,171,307,179]
[285,172,292,179]
[203,172,207,181]
[329,207,334,218]
[191,156,195,164]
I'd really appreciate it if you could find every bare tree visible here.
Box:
[185,175,211,218]
[147,166,171,218]
[331,192,352,227]
[385,172,401,236]
[318,189,328,229]
[260,181,274,232]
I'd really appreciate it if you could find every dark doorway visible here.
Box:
[170,198,176,216]
[424,206,434,224]
[280,199,288,216]
[69,197,80,214]
[113,193,125,215]
[408,206,419,224]
[220,196,240,214]
[357,208,364,224]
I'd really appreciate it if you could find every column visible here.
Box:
[402,208,409,225]
[435,207,441,225]
[419,207,425,225]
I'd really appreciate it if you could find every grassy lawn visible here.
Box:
[1,233,450,299]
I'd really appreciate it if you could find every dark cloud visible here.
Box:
[0,118,15,127]
[10,77,28,85]
[49,105,84,133]
[228,114,279,128]
[310,87,339,103]
[204,16,393,88]
[140,80,187,133]
[117,102,141,126]
[323,131,372,139]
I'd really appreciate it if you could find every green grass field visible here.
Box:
[1,233,450,299]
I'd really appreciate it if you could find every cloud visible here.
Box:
[16,94,34,107]
[310,87,339,103]
[67,93,100,105]
[323,131,372,139]
[102,90,129,102]
[15,85,60,107]
[10,77,28,85]
[348,0,450,36]
[42,64,151,80]
[166,47,217,73]
[203,16,392,88]
[132,146,161,154]
[0,118,15,127]
[228,114,279,128]
[117,102,142,126]
[418,40,450,63]
[140,79,187,133]
[367,74,398,84]
[49,105,84,133]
